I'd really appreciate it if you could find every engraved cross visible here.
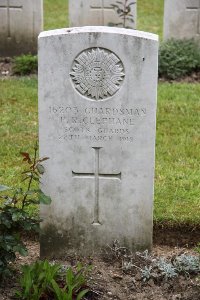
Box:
[0,0,23,38]
[72,147,121,225]
[90,0,113,24]
[186,0,200,34]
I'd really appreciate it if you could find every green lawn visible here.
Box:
[44,0,68,30]
[0,78,38,185]
[137,0,164,38]
[0,0,199,225]
[155,83,200,224]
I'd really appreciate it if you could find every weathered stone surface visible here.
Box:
[0,0,43,56]
[39,27,158,258]
[164,0,200,41]
[69,0,137,29]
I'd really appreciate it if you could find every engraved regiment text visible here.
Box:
[49,105,147,143]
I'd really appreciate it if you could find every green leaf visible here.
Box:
[19,248,28,256]
[0,185,11,191]
[36,164,45,175]
[38,190,51,205]
[66,268,73,286]
[77,289,89,300]
[13,245,28,257]
[0,217,12,228]
[12,211,23,221]
[51,279,63,299]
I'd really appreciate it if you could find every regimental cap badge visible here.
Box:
[70,47,125,101]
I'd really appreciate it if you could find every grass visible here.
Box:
[155,83,200,224]
[0,79,199,224]
[137,0,164,38]
[44,0,68,30]
[0,78,38,187]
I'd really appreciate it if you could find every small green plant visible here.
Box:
[174,254,200,275]
[141,266,153,282]
[109,0,136,28]
[159,39,200,79]
[15,261,90,300]
[106,241,200,284]
[51,263,89,300]
[143,255,200,281]
[13,54,38,75]
[0,144,51,280]
[15,260,61,300]
[141,259,178,282]
[156,258,178,279]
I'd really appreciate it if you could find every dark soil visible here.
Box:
[154,222,200,248]
[0,227,200,300]
[159,71,200,83]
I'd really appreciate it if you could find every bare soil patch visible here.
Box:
[159,72,200,83]
[0,229,199,300]
[153,222,200,248]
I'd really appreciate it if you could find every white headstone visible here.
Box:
[164,0,200,41]
[69,0,137,29]
[39,27,158,257]
[0,0,43,56]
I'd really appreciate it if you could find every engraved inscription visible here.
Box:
[48,105,147,143]
[70,48,125,101]
[186,0,200,34]
[0,0,23,38]
[72,147,121,225]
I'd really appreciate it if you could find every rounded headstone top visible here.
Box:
[39,26,158,42]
